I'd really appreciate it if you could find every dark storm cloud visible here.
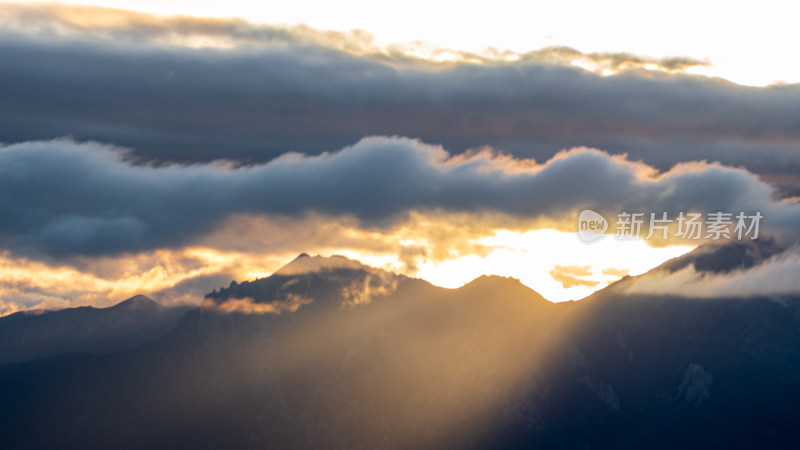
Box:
[2,137,798,258]
[0,3,799,183]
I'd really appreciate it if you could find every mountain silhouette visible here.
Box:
[0,295,191,364]
[595,238,791,299]
[1,252,799,449]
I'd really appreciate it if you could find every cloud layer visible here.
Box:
[2,3,799,310]
[0,3,799,195]
[1,137,798,259]
[620,246,800,298]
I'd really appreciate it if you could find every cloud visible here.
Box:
[548,265,600,288]
[0,209,532,313]
[620,246,800,298]
[550,274,600,289]
[1,137,798,259]
[0,246,251,311]
[201,295,312,315]
[0,2,378,53]
[0,3,706,73]
[551,265,593,277]
[1,3,797,313]
[602,267,629,277]
[0,3,798,183]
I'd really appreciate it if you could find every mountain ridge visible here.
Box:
[1,254,800,448]
[0,295,191,364]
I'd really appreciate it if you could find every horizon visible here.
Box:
[4,246,691,313]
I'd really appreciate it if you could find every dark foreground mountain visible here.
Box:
[1,248,800,449]
[0,295,191,364]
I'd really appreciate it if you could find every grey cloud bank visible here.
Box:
[1,14,800,194]
[1,137,798,258]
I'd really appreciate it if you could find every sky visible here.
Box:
[26,0,800,87]
[1,1,799,313]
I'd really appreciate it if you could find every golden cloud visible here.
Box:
[0,2,706,75]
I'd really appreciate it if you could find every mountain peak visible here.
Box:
[661,239,785,274]
[275,253,373,276]
[459,275,548,303]
[465,274,519,285]
[594,238,792,299]
[116,295,158,309]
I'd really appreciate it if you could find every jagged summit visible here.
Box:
[595,238,792,299]
[658,239,786,274]
[459,274,549,304]
[116,294,159,309]
[209,255,555,308]
[275,253,375,276]
[208,254,403,306]
[462,274,522,286]
[459,274,523,292]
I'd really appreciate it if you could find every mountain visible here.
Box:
[595,238,791,299]
[206,253,406,307]
[0,295,191,364]
[1,255,799,449]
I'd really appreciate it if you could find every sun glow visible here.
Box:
[414,229,694,302]
[0,227,693,315]
[34,0,800,86]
